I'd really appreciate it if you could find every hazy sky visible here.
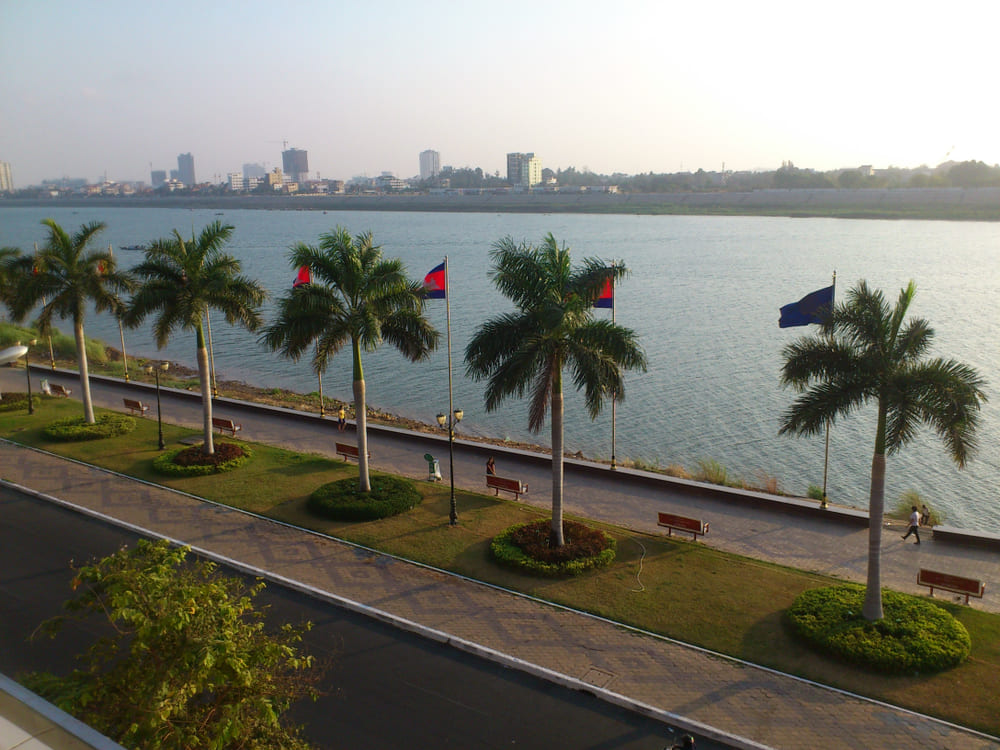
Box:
[2,0,998,187]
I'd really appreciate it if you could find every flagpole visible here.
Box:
[445,256,458,526]
[206,311,218,398]
[316,343,325,416]
[610,273,617,470]
[821,270,836,509]
[108,244,130,381]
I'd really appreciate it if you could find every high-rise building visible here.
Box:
[506,152,542,187]
[419,149,440,180]
[0,161,13,192]
[150,169,167,188]
[177,153,196,186]
[282,148,309,184]
[243,163,266,178]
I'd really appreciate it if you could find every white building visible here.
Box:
[227,173,244,191]
[0,161,12,192]
[419,149,440,180]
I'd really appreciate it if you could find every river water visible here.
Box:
[2,205,998,531]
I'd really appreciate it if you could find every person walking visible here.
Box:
[902,505,921,544]
[337,405,346,432]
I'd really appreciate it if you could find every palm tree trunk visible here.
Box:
[74,320,95,424]
[353,339,371,493]
[863,402,888,621]
[550,381,565,547]
[196,324,214,455]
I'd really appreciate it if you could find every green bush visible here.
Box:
[308,475,421,521]
[695,458,728,485]
[152,442,251,477]
[43,413,135,441]
[806,484,825,501]
[491,520,616,576]
[786,584,971,674]
[0,392,37,413]
[0,322,108,364]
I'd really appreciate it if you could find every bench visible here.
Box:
[917,568,985,605]
[123,398,149,417]
[211,417,242,436]
[657,511,709,541]
[335,442,370,462]
[50,383,71,397]
[486,474,528,500]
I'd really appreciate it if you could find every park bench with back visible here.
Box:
[211,417,242,436]
[657,511,709,541]
[123,398,149,417]
[335,442,370,462]
[486,474,528,500]
[917,568,985,605]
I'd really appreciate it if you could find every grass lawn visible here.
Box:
[2,395,999,737]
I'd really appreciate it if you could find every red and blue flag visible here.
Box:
[594,278,613,308]
[292,265,311,288]
[423,262,446,299]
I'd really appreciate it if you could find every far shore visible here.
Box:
[4,186,1000,221]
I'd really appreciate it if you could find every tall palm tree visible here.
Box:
[124,222,267,455]
[780,280,986,620]
[465,234,647,547]
[0,246,21,316]
[7,220,132,423]
[259,227,439,492]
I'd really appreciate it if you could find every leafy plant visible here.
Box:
[308,474,421,521]
[152,441,251,476]
[807,484,825,501]
[491,520,616,576]
[695,458,728,485]
[43,413,135,441]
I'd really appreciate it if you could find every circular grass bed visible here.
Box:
[43,413,136,441]
[152,441,251,477]
[786,584,971,674]
[308,475,421,521]
[491,519,616,576]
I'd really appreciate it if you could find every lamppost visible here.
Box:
[436,407,463,525]
[23,339,37,415]
[145,362,169,450]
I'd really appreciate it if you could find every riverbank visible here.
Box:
[6,186,1000,221]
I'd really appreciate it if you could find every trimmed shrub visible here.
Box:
[786,584,971,674]
[0,392,37,413]
[43,413,135,441]
[308,475,421,521]
[152,442,251,477]
[491,520,616,576]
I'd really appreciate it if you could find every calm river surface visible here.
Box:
[2,205,998,532]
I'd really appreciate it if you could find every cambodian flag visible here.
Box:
[423,262,446,299]
[292,265,311,288]
[594,278,613,308]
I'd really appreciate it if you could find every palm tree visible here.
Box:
[124,222,267,455]
[465,234,647,546]
[780,280,986,620]
[6,220,132,423]
[0,246,21,316]
[259,227,439,492]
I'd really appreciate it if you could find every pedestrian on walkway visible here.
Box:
[486,456,496,475]
[338,405,346,432]
[902,505,921,544]
[920,504,931,526]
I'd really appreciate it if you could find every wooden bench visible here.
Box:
[50,383,71,397]
[335,442,370,462]
[917,568,985,605]
[486,474,528,500]
[211,416,242,436]
[123,398,149,417]
[657,511,709,541]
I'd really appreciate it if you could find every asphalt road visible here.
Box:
[0,485,727,750]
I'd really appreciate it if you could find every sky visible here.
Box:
[2,0,999,187]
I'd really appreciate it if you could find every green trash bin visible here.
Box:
[424,453,442,481]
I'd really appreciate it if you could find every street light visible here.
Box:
[23,339,37,415]
[145,362,169,450]
[436,407,463,525]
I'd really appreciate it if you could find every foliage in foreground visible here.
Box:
[786,584,971,674]
[308,474,422,521]
[23,539,320,750]
[491,519,617,576]
[152,441,252,476]
[43,412,135,441]
[0,392,36,412]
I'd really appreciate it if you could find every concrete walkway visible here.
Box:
[2,367,999,748]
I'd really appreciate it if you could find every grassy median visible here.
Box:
[1,396,998,737]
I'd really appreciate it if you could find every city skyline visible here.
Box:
[3,1,999,187]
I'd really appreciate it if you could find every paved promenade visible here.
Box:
[2,367,999,748]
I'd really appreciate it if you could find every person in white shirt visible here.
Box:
[901,505,921,544]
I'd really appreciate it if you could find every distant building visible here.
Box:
[177,153,196,186]
[506,152,542,187]
[0,161,12,192]
[227,173,244,191]
[282,148,309,184]
[243,162,266,178]
[150,170,167,188]
[419,149,440,180]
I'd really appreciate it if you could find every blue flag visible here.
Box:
[779,284,834,328]
[423,262,446,299]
